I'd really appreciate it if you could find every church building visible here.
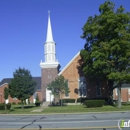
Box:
[0,12,130,104]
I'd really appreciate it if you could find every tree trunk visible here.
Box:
[60,95,62,106]
[5,104,7,113]
[21,100,24,109]
[108,80,114,105]
[117,84,121,108]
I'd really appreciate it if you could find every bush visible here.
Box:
[12,102,16,105]
[77,98,88,103]
[84,100,105,107]
[6,103,11,110]
[35,101,41,107]
[0,103,5,110]
[18,102,22,105]
[61,99,75,103]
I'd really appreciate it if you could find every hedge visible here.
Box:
[18,102,22,105]
[0,103,11,110]
[6,103,11,110]
[0,103,5,110]
[35,101,41,106]
[12,102,16,105]
[84,100,105,107]
[61,99,75,103]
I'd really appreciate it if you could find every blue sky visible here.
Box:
[0,0,130,81]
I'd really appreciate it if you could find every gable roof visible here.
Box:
[0,77,41,91]
[58,51,80,75]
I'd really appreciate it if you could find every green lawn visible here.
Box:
[42,104,130,113]
[0,104,41,114]
[0,104,130,114]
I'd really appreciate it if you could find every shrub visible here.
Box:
[61,99,75,103]
[18,102,22,105]
[0,103,5,110]
[84,100,105,107]
[35,101,41,107]
[77,98,88,103]
[12,102,16,105]
[6,103,11,110]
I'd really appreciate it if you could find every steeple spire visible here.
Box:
[40,11,59,68]
[46,10,54,42]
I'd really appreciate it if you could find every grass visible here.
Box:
[0,104,41,114]
[0,104,130,114]
[42,104,130,113]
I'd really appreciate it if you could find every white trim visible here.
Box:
[40,61,59,68]
[0,83,8,88]
[58,51,80,75]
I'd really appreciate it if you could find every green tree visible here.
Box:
[47,75,70,106]
[9,67,37,109]
[4,87,9,111]
[80,0,130,108]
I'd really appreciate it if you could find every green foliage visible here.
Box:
[9,67,37,108]
[12,102,16,105]
[80,0,130,108]
[18,102,22,105]
[6,103,11,110]
[47,75,70,98]
[35,94,41,106]
[35,102,41,107]
[36,94,39,102]
[84,100,105,107]
[0,103,5,110]
[61,99,75,103]
[0,103,11,110]
[4,87,9,100]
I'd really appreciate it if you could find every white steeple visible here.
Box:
[46,11,54,42]
[40,11,59,68]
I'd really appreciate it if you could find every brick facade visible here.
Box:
[41,67,59,102]
[113,88,130,102]
[0,83,42,104]
[60,52,130,102]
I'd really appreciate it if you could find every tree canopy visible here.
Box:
[9,67,36,108]
[80,0,130,108]
[47,75,70,105]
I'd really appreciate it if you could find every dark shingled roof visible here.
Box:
[0,77,41,91]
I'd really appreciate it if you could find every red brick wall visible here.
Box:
[113,88,130,102]
[41,68,59,102]
[0,84,42,104]
[61,54,110,100]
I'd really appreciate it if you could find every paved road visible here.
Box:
[0,112,130,130]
